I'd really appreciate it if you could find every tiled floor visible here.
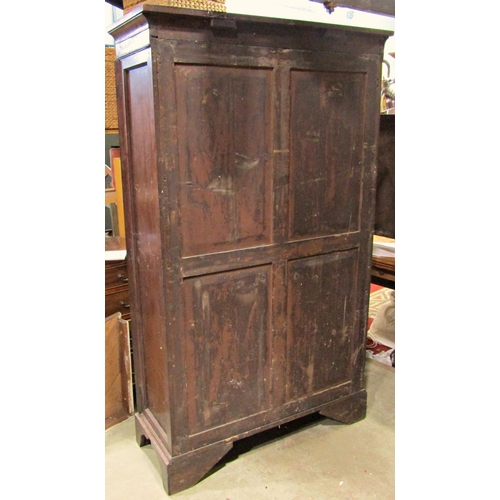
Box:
[106,359,394,499]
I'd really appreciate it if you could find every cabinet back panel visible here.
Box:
[182,266,273,435]
[286,250,358,401]
[289,70,366,239]
[110,8,388,467]
[176,64,274,257]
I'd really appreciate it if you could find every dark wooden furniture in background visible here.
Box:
[105,237,130,320]
[110,6,390,495]
[371,253,395,289]
[371,257,395,287]
[374,114,395,239]
[372,114,395,287]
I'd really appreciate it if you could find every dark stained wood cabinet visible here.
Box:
[105,260,131,319]
[109,6,390,495]
[374,114,395,238]
[105,238,131,320]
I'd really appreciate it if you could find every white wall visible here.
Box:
[104,0,395,80]
[105,3,124,46]
[226,0,395,80]
[226,0,394,31]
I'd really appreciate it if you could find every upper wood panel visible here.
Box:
[176,64,274,257]
[289,70,366,240]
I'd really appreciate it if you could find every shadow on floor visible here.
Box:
[206,412,327,478]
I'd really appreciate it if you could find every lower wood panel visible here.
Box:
[286,250,358,401]
[182,265,273,436]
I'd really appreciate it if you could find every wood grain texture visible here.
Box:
[105,258,131,320]
[182,266,273,435]
[110,7,389,494]
[286,251,358,401]
[176,64,273,256]
[289,70,365,239]
[105,313,133,429]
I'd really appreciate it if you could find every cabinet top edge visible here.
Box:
[108,5,394,40]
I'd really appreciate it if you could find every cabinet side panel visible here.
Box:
[182,266,273,435]
[286,251,358,401]
[175,64,274,257]
[289,70,366,239]
[124,61,170,432]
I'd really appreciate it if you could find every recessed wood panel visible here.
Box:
[286,251,358,401]
[182,266,273,434]
[125,61,169,426]
[176,64,274,257]
[289,70,366,239]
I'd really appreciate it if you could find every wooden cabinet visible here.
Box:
[105,260,131,320]
[110,6,390,495]
[105,238,131,320]
[374,114,395,238]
